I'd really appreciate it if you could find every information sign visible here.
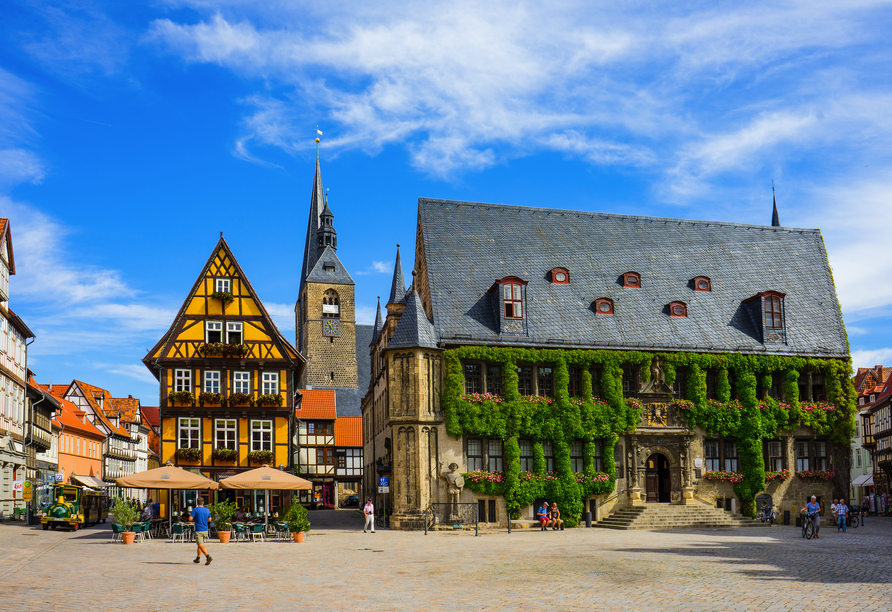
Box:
[378,486,389,493]
[22,481,32,502]
[379,476,389,487]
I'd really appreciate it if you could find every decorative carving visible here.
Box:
[439,461,465,520]
[639,356,673,395]
[646,403,668,427]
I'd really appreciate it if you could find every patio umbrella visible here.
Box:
[219,465,312,531]
[116,461,219,532]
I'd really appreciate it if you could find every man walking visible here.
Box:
[837,497,849,533]
[363,498,375,533]
[189,498,213,565]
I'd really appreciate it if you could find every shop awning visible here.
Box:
[852,474,874,487]
[71,474,109,489]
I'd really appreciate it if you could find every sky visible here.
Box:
[1,0,891,404]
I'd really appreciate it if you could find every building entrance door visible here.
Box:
[645,453,671,503]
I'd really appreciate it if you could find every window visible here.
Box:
[503,282,523,318]
[262,372,279,395]
[215,419,236,450]
[856,420,861,437]
[705,440,720,471]
[764,295,783,329]
[226,322,243,344]
[570,440,584,472]
[519,439,534,472]
[621,367,635,396]
[766,440,784,471]
[705,371,717,400]
[467,438,483,471]
[215,278,231,293]
[337,453,346,469]
[538,366,554,397]
[206,321,223,343]
[233,371,250,395]
[622,272,641,288]
[870,394,876,403]
[488,439,503,472]
[592,441,604,472]
[175,369,192,393]
[517,366,533,396]
[322,289,340,318]
[308,422,333,436]
[316,447,334,465]
[814,441,828,470]
[204,371,221,394]
[569,367,582,397]
[551,267,570,284]
[542,441,555,472]
[178,418,200,449]
[594,298,614,315]
[859,397,865,406]
[723,440,739,472]
[668,301,687,317]
[856,447,863,468]
[486,364,502,395]
[464,363,481,394]
[693,276,711,292]
[672,369,688,399]
[795,440,810,471]
[251,420,272,451]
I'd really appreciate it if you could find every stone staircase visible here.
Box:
[595,503,771,530]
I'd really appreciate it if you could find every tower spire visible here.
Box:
[387,244,406,305]
[300,157,327,290]
[771,181,781,227]
[371,296,384,346]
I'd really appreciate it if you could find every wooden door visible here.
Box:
[646,473,658,502]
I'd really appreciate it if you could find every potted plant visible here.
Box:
[111,498,139,545]
[209,500,237,543]
[283,496,310,542]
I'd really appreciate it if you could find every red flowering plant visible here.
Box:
[465,470,505,484]
[702,470,745,483]
[462,393,504,404]
[520,395,555,405]
[800,402,836,413]
[765,469,791,481]
[626,398,643,409]
[796,469,835,481]
[671,399,694,411]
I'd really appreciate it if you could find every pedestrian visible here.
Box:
[536,502,551,531]
[550,503,564,531]
[800,495,821,539]
[188,498,213,565]
[837,497,849,533]
[830,499,838,529]
[363,498,375,533]
[861,496,869,522]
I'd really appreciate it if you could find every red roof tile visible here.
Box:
[52,398,105,438]
[335,416,362,447]
[140,406,160,429]
[295,389,336,420]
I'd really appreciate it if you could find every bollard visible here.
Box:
[584,512,592,528]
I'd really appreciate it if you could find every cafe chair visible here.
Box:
[171,523,187,544]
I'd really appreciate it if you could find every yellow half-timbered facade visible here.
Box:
[143,237,304,503]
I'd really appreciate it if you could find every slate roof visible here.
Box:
[300,159,327,293]
[388,245,406,304]
[370,299,384,346]
[417,199,849,358]
[389,287,439,349]
[305,246,355,285]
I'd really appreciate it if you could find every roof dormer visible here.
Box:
[667,301,687,317]
[691,276,711,292]
[550,267,570,285]
[743,290,787,345]
[594,298,614,315]
[489,276,528,335]
[621,271,641,288]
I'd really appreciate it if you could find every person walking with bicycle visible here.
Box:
[801,495,821,539]
[837,497,849,533]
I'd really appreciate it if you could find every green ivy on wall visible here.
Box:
[443,346,856,522]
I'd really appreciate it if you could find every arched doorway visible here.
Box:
[645,453,671,503]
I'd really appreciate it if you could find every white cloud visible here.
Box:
[104,364,160,385]
[355,260,393,275]
[355,305,376,325]
[263,302,295,333]
[0,149,46,187]
[851,348,892,371]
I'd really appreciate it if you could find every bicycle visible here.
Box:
[801,512,815,539]
[844,508,859,529]
[375,513,388,528]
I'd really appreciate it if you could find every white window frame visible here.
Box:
[233,371,250,395]
[175,369,192,393]
[262,372,279,395]
[215,278,231,293]
[178,417,200,449]
[226,322,243,344]
[251,419,272,452]
[204,371,221,394]
[205,321,223,343]
[215,419,237,450]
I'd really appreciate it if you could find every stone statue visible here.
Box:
[440,462,465,520]
[640,356,673,395]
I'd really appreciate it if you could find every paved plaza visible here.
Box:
[1,511,890,612]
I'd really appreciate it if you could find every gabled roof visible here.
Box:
[51,397,105,439]
[305,246,354,285]
[388,286,439,349]
[335,416,362,447]
[295,389,336,420]
[0,218,15,274]
[140,406,160,430]
[70,380,130,437]
[417,198,848,357]
[107,396,140,424]
[143,236,303,374]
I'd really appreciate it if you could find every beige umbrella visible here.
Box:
[219,465,312,532]
[116,461,219,532]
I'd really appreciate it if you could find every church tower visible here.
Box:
[295,159,359,389]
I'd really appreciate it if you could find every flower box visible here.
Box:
[256,394,283,407]
[247,450,274,465]
[175,447,202,462]
[228,393,252,407]
[766,469,791,482]
[702,470,744,483]
[212,448,238,463]
[168,391,195,406]
[199,392,225,406]
[796,469,834,481]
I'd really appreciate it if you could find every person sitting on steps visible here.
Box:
[536,502,551,531]
[550,503,564,530]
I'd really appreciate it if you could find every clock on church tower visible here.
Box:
[323,318,340,337]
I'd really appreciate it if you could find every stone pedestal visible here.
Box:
[680,486,695,505]
[630,486,644,506]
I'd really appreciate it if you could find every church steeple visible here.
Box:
[370,296,383,346]
[771,183,781,227]
[387,244,406,305]
[300,158,327,290]
[316,193,337,250]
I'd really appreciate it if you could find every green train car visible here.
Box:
[40,484,109,531]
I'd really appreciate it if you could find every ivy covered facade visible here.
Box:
[361,198,853,528]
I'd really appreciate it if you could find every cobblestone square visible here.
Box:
[1,511,890,612]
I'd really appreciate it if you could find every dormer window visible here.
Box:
[594,298,614,315]
[743,290,787,344]
[692,276,711,292]
[550,267,570,284]
[668,301,687,317]
[622,272,641,288]
[870,394,876,403]
[764,294,783,329]
[859,397,865,405]
[503,282,524,318]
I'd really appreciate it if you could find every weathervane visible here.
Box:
[315,126,323,159]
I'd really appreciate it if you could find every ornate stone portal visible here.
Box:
[627,357,695,506]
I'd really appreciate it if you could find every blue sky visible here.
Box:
[2,0,891,404]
